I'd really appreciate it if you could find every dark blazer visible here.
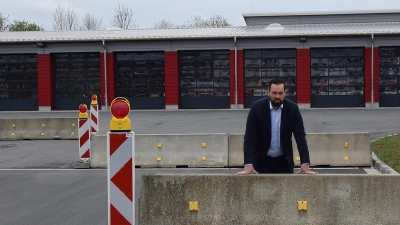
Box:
[243,97,310,170]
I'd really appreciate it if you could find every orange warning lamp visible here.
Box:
[110,97,131,132]
[91,94,98,105]
[79,104,89,119]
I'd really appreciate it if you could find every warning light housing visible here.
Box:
[91,94,98,105]
[79,104,89,119]
[110,97,131,132]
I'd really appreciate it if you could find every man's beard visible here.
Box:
[271,99,283,108]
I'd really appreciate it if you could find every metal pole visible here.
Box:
[371,34,374,108]
[234,36,238,109]
[103,40,108,110]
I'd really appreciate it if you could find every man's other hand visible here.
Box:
[296,164,318,175]
[237,165,259,175]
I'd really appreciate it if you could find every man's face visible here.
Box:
[268,83,286,108]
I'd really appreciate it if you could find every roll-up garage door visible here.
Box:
[379,47,400,107]
[310,48,365,108]
[0,54,38,111]
[179,50,230,109]
[115,52,165,109]
[244,49,297,108]
[53,53,101,110]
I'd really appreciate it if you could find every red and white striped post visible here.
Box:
[78,104,90,161]
[90,94,99,135]
[108,97,134,225]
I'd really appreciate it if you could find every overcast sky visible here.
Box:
[1,0,399,30]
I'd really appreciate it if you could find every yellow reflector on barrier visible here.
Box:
[298,201,308,211]
[189,201,199,211]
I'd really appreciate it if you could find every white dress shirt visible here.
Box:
[267,101,283,157]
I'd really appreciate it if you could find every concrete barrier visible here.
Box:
[228,132,371,167]
[228,133,244,167]
[0,118,78,140]
[136,134,228,168]
[90,134,229,168]
[139,174,400,225]
[91,134,107,168]
[300,133,371,167]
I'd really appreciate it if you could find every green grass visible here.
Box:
[371,133,400,173]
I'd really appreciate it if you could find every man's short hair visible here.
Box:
[269,78,286,90]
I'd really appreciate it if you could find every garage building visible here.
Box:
[0,9,400,111]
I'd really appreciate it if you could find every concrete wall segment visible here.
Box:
[135,134,228,168]
[139,174,400,225]
[90,132,371,168]
[90,134,229,168]
[228,133,371,167]
[0,118,78,140]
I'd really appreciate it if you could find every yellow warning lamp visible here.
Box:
[110,97,131,132]
[91,94,98,105]
[78,104,89,119]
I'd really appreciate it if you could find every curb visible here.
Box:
[371,152,399,174]
[371,134,399,175]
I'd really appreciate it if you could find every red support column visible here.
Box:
[101,52,115,108]
[230,50,244,108]
[364,47,380,107]
[296,49,311,106]
[37,54,53,111]
[164,51,179,109]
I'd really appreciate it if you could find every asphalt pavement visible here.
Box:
[0,108,399,225]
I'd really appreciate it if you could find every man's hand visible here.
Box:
[237,165,259,175]
[296,164,318,175]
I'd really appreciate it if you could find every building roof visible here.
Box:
[0,22,399,43]
[242,9,400,18]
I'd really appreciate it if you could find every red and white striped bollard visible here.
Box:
[90,94,99,135]
[78,104,91,161]
[108,97,134,225]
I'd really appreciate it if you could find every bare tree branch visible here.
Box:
[205,14,232,27]
[178,14,232,28]
[0,12,8,31]
[52,5,80,31]
[81,13,103,31]
[111,3,137,29]
[180,15,206,28]
[65,8,79,30]
[52,6,64,31]
[153,19,175,29]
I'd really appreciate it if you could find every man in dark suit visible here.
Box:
[237,78,317,174]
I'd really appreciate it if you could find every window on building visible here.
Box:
[115,52,165,98]
[244,49,296,97]
[179,50,230,97]
[311,48,364,96]
[379,47,400,95]
[0,54,38,99]
[53,53,100,99]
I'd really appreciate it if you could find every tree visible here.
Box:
[81,13,103,31]
[111,3,137,29]
[8,20,44,31]
[153,19,175,29]
[0,12,8,31]
[180,14,232,28]
[52,5,80,31]
[180,15,205,28]
[204,15,232,28]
